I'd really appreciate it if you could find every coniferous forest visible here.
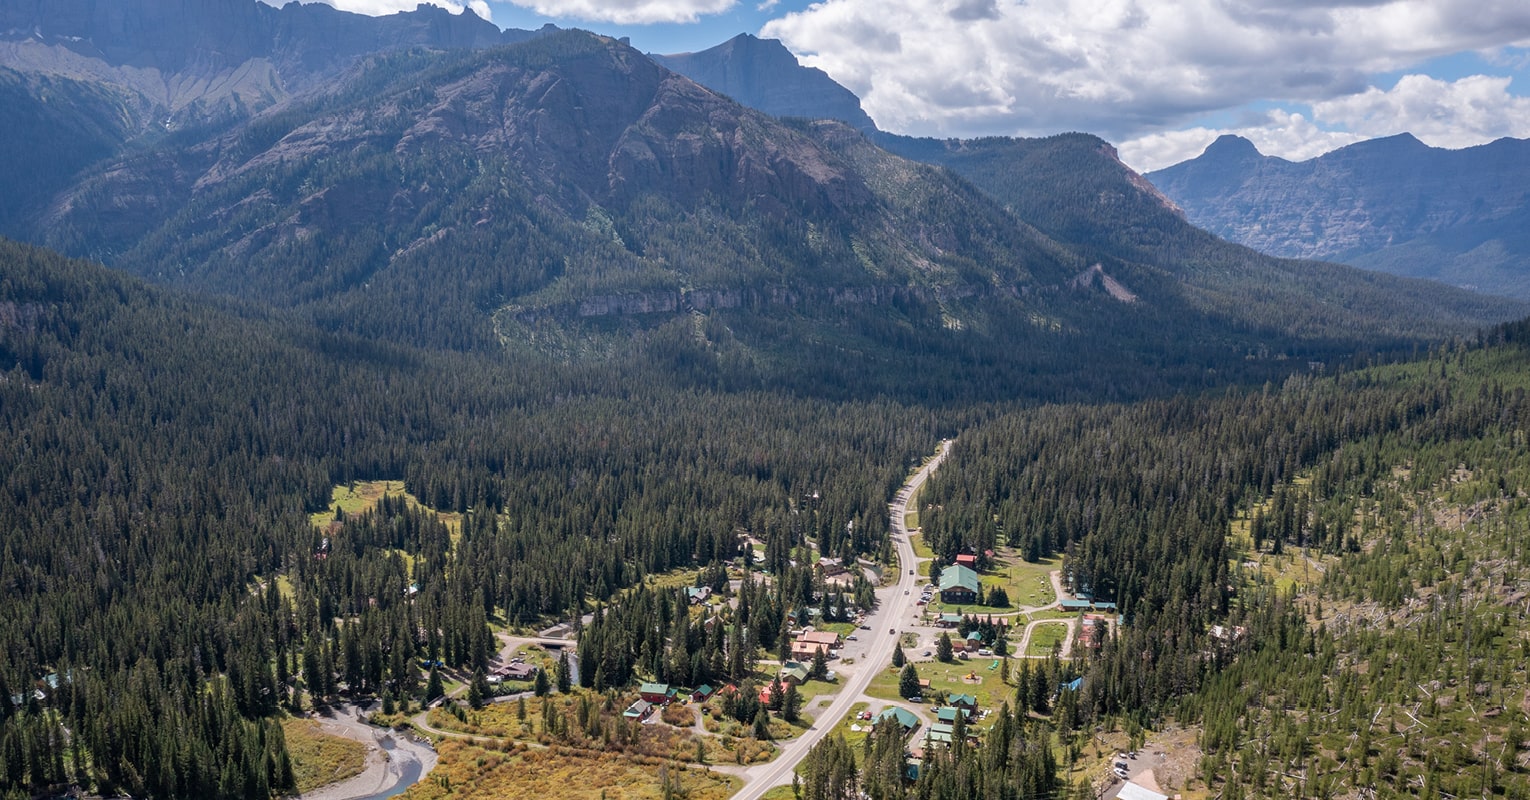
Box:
[4,18,1530,800]
[9,222,1530,798]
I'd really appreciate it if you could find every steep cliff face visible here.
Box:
[1148,134,1530,298]
[652,34,877,133]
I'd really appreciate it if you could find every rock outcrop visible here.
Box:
[652,34,877,133]
[1148,134,1530,298]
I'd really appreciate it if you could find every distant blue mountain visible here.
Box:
[1148,134,1530,299]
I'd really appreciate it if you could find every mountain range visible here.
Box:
[1148,133,1530,299]
[1,0,1524,405]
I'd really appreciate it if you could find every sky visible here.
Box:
[269,0,1530,172]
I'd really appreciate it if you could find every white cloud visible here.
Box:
[1314,73,1530,146]
[1118,111,1364,172]
[761,0,1530,143]
[1118,73,1530,172]
[263,0,493,21]
[500,0,738,24]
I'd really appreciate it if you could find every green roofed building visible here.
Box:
[640,683,676,704]
[925,722,956,746]
[939,565,980,604]
[875,706,921,732]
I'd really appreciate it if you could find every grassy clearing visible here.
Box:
[925,549,1058,615]
[910,533,934,560]
[309,479,464,542]
[866,659,1009,721]
[400,740,740,800]
[792,677,841,706]
[904,511,920,530]
[282,718,366,794]
[987,552,1059,608]
[760,785,798,800]
[1025,623,1068,657]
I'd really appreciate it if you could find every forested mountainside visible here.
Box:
[6,8,1530,799]
[631,36,1530,342]
[5,27,1520,406]
[874,132,1528,341]
[1148,133,1530,299]
[8,226,1530,797]
[912,320,1530,798]
[0,238,941,796]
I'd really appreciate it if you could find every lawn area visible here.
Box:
[794,677,842,706]
[282,718,366,794]
[866,659,1010,720]
[910,533,934,560]
[1026,622,1069,657]
[926,550,1059,614]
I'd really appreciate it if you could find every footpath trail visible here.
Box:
[729,440,952,800]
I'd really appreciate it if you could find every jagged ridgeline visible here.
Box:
[26,28,1520,404]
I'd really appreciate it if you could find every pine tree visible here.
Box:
[891,644,905,668]
[468,669,488,709]
[534,668,550,697]
[556,652,572,694]
[899,664,921,699]
[753,708,772,740]
[782,683,802,723]
[425,667,443,701]
[936,632,954,663]
[810,647,829,680]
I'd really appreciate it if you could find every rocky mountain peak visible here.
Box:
[651,33,877,133]
[1201,134,1263,161]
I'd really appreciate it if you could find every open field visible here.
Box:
[1025,623,1068,656]
[282,718,367,794]
[866,659,1010,723]
[399,740,739,800]
[925,549,1059,613]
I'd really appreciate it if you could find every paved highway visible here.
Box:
[731,440,952,799]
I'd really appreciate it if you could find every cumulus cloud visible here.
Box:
[500,0,738,24]
[263,0,493,21]
[761,0,1530,143]
[1118,111,1364,172]
[1315,73,1530,145]
[1118,73,1530,172]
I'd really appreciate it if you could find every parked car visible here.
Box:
[889,628,897,635]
